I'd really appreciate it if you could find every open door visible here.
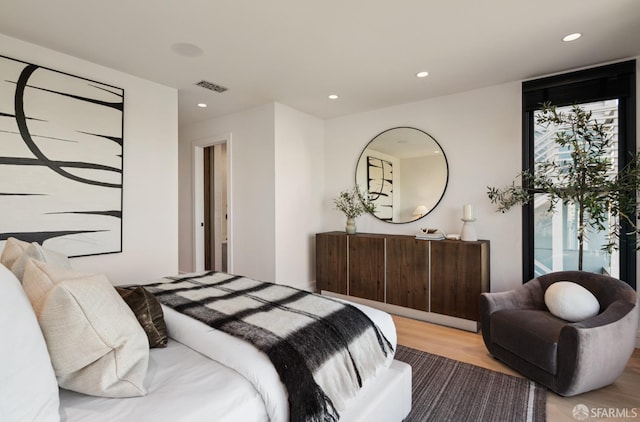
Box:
[193,134,231,273]
[203,143,228,271]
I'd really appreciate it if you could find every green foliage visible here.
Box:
[487,102,640,270]
[487,174,535,213]
[334,186,376,219]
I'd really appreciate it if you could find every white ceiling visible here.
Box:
[1,0,639,127]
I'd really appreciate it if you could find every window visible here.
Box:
[522,61,636,288]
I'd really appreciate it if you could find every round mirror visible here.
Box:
[355,127,448,223]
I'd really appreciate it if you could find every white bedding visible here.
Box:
[59,298,399,422]
[59,339,268,422]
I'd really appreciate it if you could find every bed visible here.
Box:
[1,238,411,422]
[59,301,411,422]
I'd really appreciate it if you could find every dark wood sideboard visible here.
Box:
[315,232,490,331]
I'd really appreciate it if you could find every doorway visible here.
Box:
[192,134,231,273]
[203,143,228,271]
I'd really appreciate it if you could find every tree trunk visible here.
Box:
[577,169,586,271]
[578,204,584,271]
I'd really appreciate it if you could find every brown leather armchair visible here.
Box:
[480,271,638,396]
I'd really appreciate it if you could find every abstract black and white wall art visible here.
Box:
[367,156,393,221]
[0,55,124,257]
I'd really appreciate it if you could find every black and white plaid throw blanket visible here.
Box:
[145,271,394,422]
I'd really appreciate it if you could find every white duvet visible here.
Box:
[59,299,397,422]
[59,339,268,421]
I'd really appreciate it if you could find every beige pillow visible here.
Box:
[23,260,149,398]
[10,242,72,282]
[0,237,30,268]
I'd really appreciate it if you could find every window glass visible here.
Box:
[522,60,635,287]
[532,100,619,277]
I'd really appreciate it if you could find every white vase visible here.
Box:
[345,218,357,234]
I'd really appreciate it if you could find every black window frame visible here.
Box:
[522,60,637,288]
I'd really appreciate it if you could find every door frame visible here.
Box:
[192,133,232,272]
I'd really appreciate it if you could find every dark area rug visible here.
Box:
[394,345,546,422]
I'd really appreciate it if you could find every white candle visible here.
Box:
[463,204,474,220]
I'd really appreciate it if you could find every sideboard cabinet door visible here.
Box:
[315,233,347,295]
[385,237,429,311]
[430,240,489,321]
[348,235,385,302]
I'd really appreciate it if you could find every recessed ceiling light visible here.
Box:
[197,103,207,108]
[328,94,339,100]
[562,33,582,42]
[416,71,429,78]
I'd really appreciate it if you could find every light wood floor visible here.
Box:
[393,315,640,422]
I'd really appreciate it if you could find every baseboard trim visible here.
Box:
[321,291,479,332]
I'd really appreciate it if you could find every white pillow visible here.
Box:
[0,264,60,422]
[23,260,149,398]
[10,242,72,282]
[0,237,30,269]
[544,281,600,322]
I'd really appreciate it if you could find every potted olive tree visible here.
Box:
[487,102,640,271]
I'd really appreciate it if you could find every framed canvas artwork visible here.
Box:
[0,54,124,257]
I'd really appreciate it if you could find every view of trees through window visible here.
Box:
[532,100,619,277]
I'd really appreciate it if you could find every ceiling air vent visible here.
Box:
[195,80,228,93]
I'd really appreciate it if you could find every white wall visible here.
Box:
[179,104,277,282]
[0,34,179,285]
[179,103,324,289]
[274,103,324,289]
[324,82,523,293]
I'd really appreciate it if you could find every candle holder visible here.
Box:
[461,218,478,242]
